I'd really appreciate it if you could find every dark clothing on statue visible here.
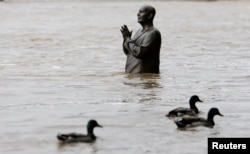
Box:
[122,27,161,74]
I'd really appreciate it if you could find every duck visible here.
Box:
[174,107,223,128]
[166,95,203,117]
[57,119,102,143]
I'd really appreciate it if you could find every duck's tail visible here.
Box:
[174,120,186,128]
[166,111,177,118]
[57,133,69,141]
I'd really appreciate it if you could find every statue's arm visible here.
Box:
[124,31,160,58]
[122,40,130,55]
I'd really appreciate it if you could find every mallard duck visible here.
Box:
[174,107,223,128]
[166,95,203,117]
[57,119,102,143]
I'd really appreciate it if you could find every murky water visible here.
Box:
[0,1,250,154]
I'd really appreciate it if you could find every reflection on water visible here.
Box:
[123,73,163,89]
[56,141,97,152]
[122,74,164,104]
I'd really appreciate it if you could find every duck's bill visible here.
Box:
[199,99,203,102]
[97,124,103,128]
[219,113,223,116]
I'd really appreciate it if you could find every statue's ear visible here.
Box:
[147,13,153,20]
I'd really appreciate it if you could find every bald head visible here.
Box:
[140,5,156,20]
[137,5,156,25]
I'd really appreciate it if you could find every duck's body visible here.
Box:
[167,95,202,117]
[57,120,102,143]
[174,108,223,128]
[167,107,197,117]
[57,133,96,143]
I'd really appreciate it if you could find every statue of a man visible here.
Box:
[121,5,162,74]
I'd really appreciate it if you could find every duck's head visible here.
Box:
[88,120,103,129]
[207,108,223,122]
[208,108,223,117]
[189,95,203,104]
[87,119,102,135]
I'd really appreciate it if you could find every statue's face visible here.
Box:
[137,6,151,24]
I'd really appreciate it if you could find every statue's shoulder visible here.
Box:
[148,27,161,39]
[152,27,161,35]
